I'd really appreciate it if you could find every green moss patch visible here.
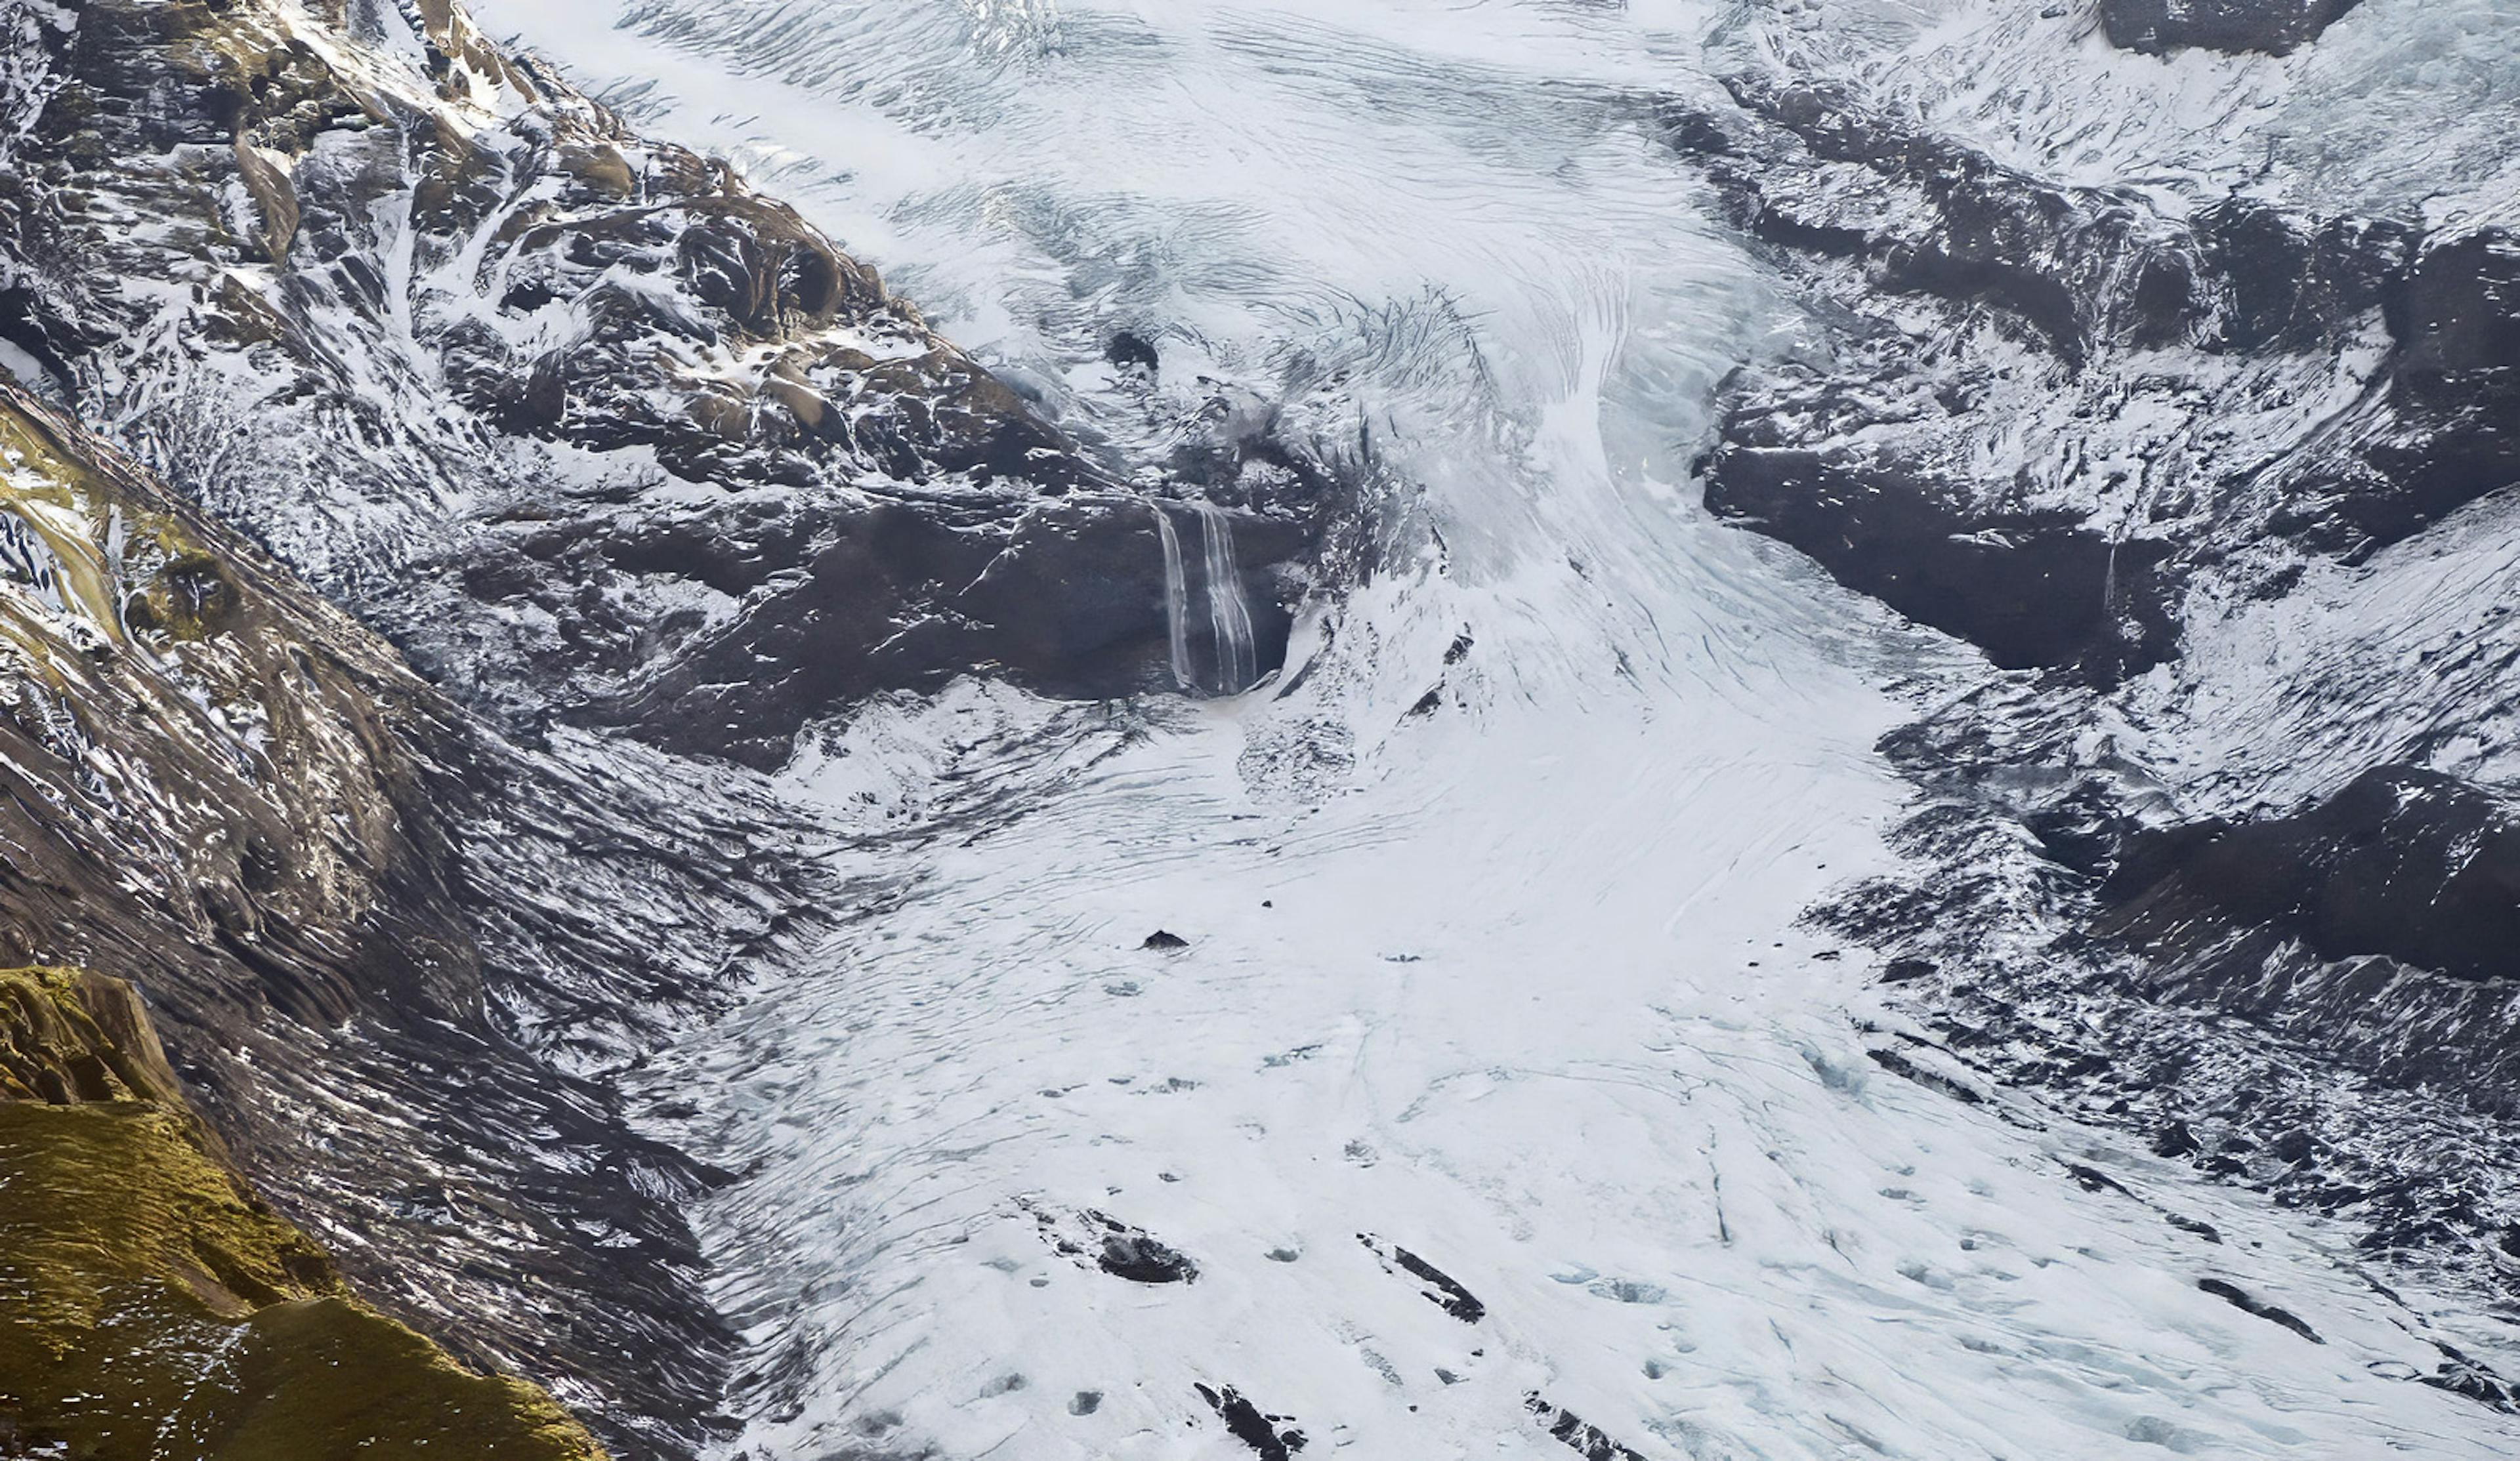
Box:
[0,969,606,1460]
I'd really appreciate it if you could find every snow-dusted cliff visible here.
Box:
[3,0,2517,1457]
[0,0,1332,770]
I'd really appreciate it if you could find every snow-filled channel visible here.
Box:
[476,1,2520,1456]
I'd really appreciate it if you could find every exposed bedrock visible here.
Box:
[1666,79,2515,680]
[1698,436,2179,677]
[521,487,1309,770]
[1679,74,2212,365]
[2103,765,2520,986]
[2100,0,2365,57]
[0,384,791,1456]
[2202,200,2410,354]
[0,0,1332,772]
[2348,228,2520,546]
[2086,767,2520,1111]
[1828,659,2520,1285]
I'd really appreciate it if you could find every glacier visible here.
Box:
[423,0,2520,1457]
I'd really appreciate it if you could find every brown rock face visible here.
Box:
[0,967,190,1108]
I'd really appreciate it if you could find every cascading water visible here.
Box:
[487,1,2520,1457]
[1151,501,1197,691]
[1152,498,1260,695]
[1193,500,1258,694]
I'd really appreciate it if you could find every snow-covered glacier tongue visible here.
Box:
[452,0,2520,1456]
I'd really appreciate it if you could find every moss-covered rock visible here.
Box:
[0,966,190,1107]
[0,966,606,1461]
[0,376,757,1457]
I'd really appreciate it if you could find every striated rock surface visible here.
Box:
[0,0,1330,770]
[0,965,606,1461]
[0,380,801,1454]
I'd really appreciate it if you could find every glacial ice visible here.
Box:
[474,0,2520,1456]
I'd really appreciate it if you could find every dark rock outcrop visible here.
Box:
[2349,229,2520,545]
[2196,1277,2324,1344]
[1026,1201,1201,1284]
[1819,675,2520,1307]
[1196,1383,1307,1460]
[0,0,1328,771]
[1358,1233,1486,1323]
[2199,201,2412,354]
[2102,766,2520,984]
[1677,76,2205,365]
[1666,79,2514,682]
[2101,0,2364,57]
[1524,1393,1647,1461]
[2078,766,2520,1112]
[1700,438,2179,676]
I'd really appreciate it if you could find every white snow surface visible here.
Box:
[469,1,2520,1456]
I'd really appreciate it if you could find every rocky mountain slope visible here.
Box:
[0,0,1347,1452]
[1669,0,2520,1357]
[0,378,812,1454]
[0,0,1333,770]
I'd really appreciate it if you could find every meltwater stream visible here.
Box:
[1153,501,1259,695]
[479,1,2520,1456]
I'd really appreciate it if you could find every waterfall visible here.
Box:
[1152,503,1195,689]
[1148,499,1258,694]
[1193,500,1257,694]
